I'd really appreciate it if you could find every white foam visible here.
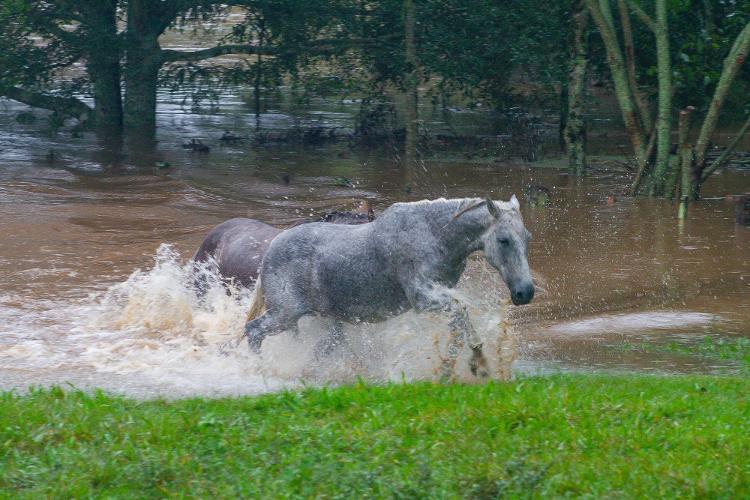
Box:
[542,311,715,336]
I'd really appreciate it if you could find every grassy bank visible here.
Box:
[2,375,750,497]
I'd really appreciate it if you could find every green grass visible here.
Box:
[2,374,750,498]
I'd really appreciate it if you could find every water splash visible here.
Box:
[0,245,515,397]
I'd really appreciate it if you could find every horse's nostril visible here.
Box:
[511,285,534,305]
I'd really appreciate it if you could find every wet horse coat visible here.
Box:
[193,206,373,289]
[244,197,534,378]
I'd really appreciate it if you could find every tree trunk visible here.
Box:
[254,18,265,130]
[617,0,652,133]
[124,40,161,144]
[736,194,750,225]
[586,0,647,164]
[559,80,568,151]
[564,0,589,176]
[81,0,122,138]
[676,107,695,219]
[402,0,419,170]
[629,124,658,195]
[89,61,123,137]
[123,0,165,145]
[648,0,672,196]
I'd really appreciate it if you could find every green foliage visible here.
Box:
[668,0,750,117]
[595,0,750,117]
[2,0,748,138]
[2,375,750,497]
[0,0,74,90]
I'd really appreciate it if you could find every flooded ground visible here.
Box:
[1,90,749,397]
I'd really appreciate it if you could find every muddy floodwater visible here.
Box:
[1,95,749,397]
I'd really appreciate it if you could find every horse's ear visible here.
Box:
[510,194,520,210]
[485,196,500,219]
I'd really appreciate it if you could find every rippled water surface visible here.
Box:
[1,92,749,397]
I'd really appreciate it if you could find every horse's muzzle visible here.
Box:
[510,282,535,305]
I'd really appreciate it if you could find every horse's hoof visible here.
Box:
[469,347,490,379]
[439,360,458,383]
[471,365,491,379]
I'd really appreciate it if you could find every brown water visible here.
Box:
[1,91,749,397]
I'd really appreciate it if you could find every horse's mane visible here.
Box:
[286,209,374,229]
[398,197,515,220]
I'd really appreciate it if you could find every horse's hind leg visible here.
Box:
[244,311,299,353]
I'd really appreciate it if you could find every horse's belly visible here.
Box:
[330,294,410,323]
[317,272,410,323]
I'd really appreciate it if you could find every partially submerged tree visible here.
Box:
[586,0,750,210]
[563,0,590,175]
[1,0,377,144]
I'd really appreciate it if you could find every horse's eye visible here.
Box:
[500,238,510,247]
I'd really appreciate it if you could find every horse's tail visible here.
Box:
[246,276,266,322]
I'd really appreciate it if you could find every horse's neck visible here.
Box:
[426,199,490,256]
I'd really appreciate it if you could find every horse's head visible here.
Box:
[482,196,534,305]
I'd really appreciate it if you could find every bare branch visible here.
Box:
[161,44,277,63]
[701,113,750,182]
[586,0,647,161]
[0,86,92,119]
[626,0,656,32]
[695,22,750,168]
[161,36,398,64]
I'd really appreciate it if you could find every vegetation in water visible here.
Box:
[2,374,750,497]
[1,0,748,203]
[616,335,750,373]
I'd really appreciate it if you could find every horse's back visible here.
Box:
[195,218,282,288]
[261,221,408,321]
[262,222,373,272]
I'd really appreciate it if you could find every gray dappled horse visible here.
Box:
[244,196,534,379]
[193,204,374,290]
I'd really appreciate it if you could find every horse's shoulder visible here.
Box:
[273,221,355,247]
[377,201,454,236]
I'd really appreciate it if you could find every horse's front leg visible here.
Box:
[410,287,489,380]
[446,301,489,380]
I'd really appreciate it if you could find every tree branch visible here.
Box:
[0,86,92,119]
[586,0,647,161]
[161,44,276,62]
[626,0,656,33]
[161,36,398,63]
[695,22,750,169]
[598,0,616,30]
[700,113,750,182]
